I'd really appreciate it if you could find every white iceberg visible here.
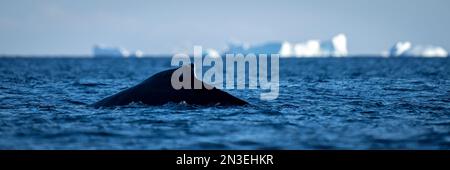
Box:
[92,45,144,58]
[279,41,293,57]
[389,41,412,57]
[388,42,448,57]
[408,46,448,57]
[292,33,347,57]
[330,34,348,57]
[291,40,321,57]
[130,50,144,58]
[223,34,348,57]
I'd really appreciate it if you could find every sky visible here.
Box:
[0,0,449,55]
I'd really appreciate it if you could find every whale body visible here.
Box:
[92,64,248,107]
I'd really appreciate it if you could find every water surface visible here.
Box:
[0,57,449,149]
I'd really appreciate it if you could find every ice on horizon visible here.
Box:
[223,34,348,57]
[387,41,448,57]
[92,45,143,58]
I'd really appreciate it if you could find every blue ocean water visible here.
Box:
[0,57,449,149]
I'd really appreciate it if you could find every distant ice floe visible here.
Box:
[387,41,448,57]
[92,45,143,58]
[223,34,348,57]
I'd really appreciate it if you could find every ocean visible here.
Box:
[0,57,449,149]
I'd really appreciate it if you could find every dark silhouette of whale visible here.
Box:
[92,64,248,107]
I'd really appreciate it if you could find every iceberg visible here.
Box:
[92,45,144,58]
[389,41,412,57]
[133,50,144,58]
[293,40,321,57]
[223,34,348,57]
[330,34,348,57]
[293,33,348,57]
[279,41,293,57]
[388,42,448,57]
[92,45,130,57]
[407,46,448,57]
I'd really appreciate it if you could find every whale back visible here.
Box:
[92,65,248,107]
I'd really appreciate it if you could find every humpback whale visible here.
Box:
[92,64,248,107]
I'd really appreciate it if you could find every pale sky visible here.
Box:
[0,0,449,55]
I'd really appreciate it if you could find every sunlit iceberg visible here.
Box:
[92,45,144,58]
[330,34,348,57]
[292,40,321,57]
[389,41,412,57]
[388,42,448,57]
[133,50,144,58]
[224,34,348,57]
